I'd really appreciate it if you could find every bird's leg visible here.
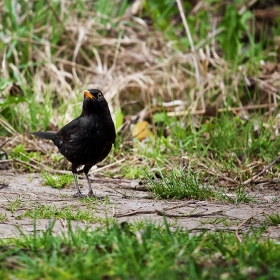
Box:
[72,165,85,198]
[84,165,103,199]
[73,173,85,198]
[85,173,94,196]
[83,165,94,196]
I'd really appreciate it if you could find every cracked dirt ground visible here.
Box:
[0,170,280,240]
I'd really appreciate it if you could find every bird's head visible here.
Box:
[82,89,109,115]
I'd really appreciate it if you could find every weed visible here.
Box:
[59,193,68,199]
[121,164,149,180]
[80,197,99,210]
[222,185,256,205]
[103,195,110,205]
[16,204,110,224]
[6,197,25,213]
[218,4,252,60]
[145,168,215,200]
[265,213,280,226]
[41,171,74,189]
[10,144,28,161]
[200,217,228,225]
[0,213,7,223]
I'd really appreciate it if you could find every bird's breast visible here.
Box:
[58,115,115,166]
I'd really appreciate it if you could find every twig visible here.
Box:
[115,208,223,218]
[0,159,13,164]
[167,103,276,117]
[5,157,124,176]
[5,156,70,175]
[45,0,93,66]
[114,201,197,217]
[195,27,225,50]
[188,159,236,184]
[176,0,201,87]
[252,178,280,184]
[107,186,129,198]
[0,181,9,190]
[176,0,194,52]
[163,201,196,211]
[118,184,148,191]
[0,139,9,149]
[90,158,125,174]
[238,0,258,15]
[115,210,151,217]
[0,192,21,195]
[235,217,252,243]
[157,209,223,218]
[0,117,17,135]
[242,155,280,186]
[14,159,42,172]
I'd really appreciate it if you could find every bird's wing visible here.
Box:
[54,117,81,148]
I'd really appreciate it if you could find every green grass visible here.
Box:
[1,1,280,277]
[2,0,280,185]
[121,164,149,179]
[6,197,26,213]
[0,221,279,279]
[265,213,280,226]
[41,171,74,189]
[135,113,280,180]
[200,217,239,227]
[15,204,109,224]
[0,213,7,223]
[145,168,216,200]
[217,185,256,205]
[145,168,258,205]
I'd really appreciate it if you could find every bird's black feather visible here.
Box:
[30,131,56,140]
[30,89,116,198]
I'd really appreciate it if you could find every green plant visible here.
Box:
[0,213,7,223]
[218,4,252,60]
[6,197,25,213]
[219,185,256,205]
[16,204,108,224]
[143,0,211,48]
[265,213,280,226]
[41,171,74,189]
[121,164,149,179]
[1,221,280,279]
[145,168,215,200]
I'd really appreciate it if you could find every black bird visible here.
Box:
[31,89,116,198]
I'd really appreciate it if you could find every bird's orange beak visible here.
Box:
[83,90,95,99]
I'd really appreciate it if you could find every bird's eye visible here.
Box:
[97,93,102,98]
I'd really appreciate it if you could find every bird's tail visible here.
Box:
[30,131,56,141]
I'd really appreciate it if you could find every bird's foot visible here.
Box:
[73,192,86,198]
[87,190,104,200]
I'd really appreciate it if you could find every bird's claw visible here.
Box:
[73,192,86,198]
[87,190,104,200]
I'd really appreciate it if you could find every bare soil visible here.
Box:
[0,170,280,240]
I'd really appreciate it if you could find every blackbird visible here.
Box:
[31,89,116,198]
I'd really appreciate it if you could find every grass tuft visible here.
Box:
[217,185,256,205]
[145,168,215,200]
[265,213,280,226]
[41,171,74,189]
[16,204,108,224]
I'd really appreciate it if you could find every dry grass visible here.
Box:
[1,1,280,183]
[1,1,279,129]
